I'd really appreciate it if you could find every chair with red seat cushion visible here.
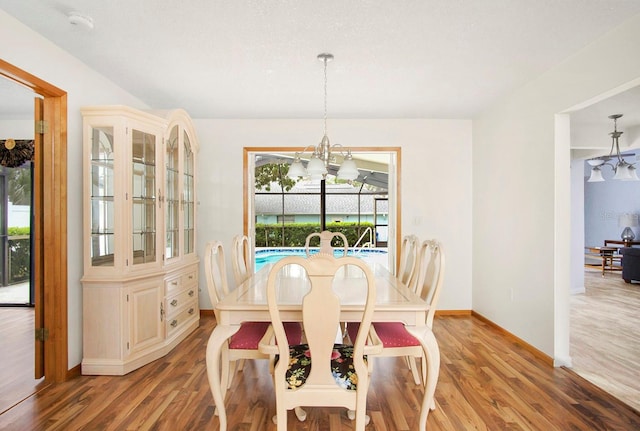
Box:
[397,234,419,290]
[347,239,444,388]
[204,240,303,392]
[231,234,253,288]
[304,230,349,257]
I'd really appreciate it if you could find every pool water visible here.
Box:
[254,247,389,272]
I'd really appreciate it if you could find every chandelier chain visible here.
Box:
[323,56,328,137]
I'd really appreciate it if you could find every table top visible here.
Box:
[216,262,429,323]
[587,246,619,254]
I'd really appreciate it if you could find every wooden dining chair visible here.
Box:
[348,239,445,387]
[304,230,349,257]
[397,234,419,289]
[231,234,253,287]
[305,230,351,341]
[203,240,303,393]
[258,254,383,430]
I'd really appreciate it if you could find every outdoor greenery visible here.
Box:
[8,229,30,284]
[255,222,375,247]
[1,166,32,285]
[255,162,297,192]
[8,226,30,236]
[8,165,32,205]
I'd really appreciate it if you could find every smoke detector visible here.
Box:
[68,12,94,30]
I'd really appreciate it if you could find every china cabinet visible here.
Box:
[81,106,199,375]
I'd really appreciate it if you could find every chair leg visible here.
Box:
[353,390,371,431]
[408,356,421,385]
[276,403,288,431]
[237,358,246,371]
[220,346,230,397]
[294,406,307,421]
[347,409,370,425]
[226,359,238,389]
[340,322,348,341]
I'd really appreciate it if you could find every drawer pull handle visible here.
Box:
[188,275,194,279]
[188,308,195,315]
[170,319,178,328]
[171,281,178,286]
[188,290,194,297]
[170,299,178,307]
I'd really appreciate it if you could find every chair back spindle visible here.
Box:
[232,234,253,287]
[305,230,349,257]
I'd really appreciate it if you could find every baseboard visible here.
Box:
[435,309,471,316]
[471,311,554,367]
[66,363,81,380]
[200,308,471,318]
[571,286,586,294]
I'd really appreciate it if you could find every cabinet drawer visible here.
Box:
[165,270,197,294]
[166,300,198,337]
[165,287,197,316]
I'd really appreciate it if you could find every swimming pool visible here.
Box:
[254,247,389,272]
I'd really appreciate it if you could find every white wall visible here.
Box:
[473,13,640,363]
[0,10,149,368]
[194,118,473,312]
[0,120,33,139]
[571,159,585,295]
[584,159,640,245]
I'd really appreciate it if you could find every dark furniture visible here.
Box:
[620,247,640,283]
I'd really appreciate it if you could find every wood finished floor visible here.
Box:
[570,268,640,412]
[1,312,639,430]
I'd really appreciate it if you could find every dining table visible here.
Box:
[205,261,440,431]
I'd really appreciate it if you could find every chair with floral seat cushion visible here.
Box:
[204,240,303,393]
[258,254,382,431]
[231,234,253,288]
[348,239,444,388]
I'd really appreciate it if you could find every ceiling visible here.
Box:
[2,1,640,154]
[3,1,640,118]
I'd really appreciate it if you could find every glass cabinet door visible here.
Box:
[131,129,157,265]
[165,126,179,260]
[90,126,115,267]
[183,131,195,255]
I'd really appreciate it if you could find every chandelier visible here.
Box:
[286,53,359,181]
[587,114,638,182]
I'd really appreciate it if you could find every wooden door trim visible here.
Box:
[0,58,69,383]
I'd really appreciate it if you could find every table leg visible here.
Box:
[405,325,440,431]
[205,325,240,431]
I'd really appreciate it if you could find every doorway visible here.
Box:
[0,59,69,399]
[565,79,640,411]
[0,146,34,306]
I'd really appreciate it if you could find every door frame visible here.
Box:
[0,59,69,382]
